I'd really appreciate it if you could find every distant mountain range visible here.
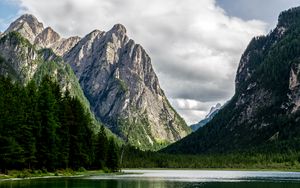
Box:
[190,103,221,132]
[164,7,300,154]
[0,14,191,150]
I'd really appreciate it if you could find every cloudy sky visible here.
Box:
[0,0,299,124]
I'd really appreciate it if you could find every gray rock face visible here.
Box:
[34,27,60,48]
[0,32,39,83]
[5,14,44,44]
[5,14,80,56]
[289,63,300,112]
[64,24,191,149]
[51,36,81,56]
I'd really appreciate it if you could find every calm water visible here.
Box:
[1,170,300,188]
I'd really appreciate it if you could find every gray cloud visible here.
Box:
[15,0,267,124]
[217,0,300,29]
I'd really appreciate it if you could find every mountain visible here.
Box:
[64,24,191,150]
[2,14,191,150]
[163,7,300,154]
[5,14,81,56]
[190,103,221,132]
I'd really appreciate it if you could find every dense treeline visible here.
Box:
[0,76,120,173]
[123,144,300,170]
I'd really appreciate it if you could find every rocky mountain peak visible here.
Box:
[205,103,222,118]
[5,14,44,43]
[110,24,127,34]
[4,15,81,57]
[190,103,222,132]
[34,27,61,48]
[86,29,105,41]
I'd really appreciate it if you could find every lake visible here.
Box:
[1,169,300,188]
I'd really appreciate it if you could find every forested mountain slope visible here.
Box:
[164,7,300,154]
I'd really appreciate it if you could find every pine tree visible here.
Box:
[106,138,120,172]
[94,125,108,169]
[57,90,72,168]
[0,77,24,171]
[36,76,60,170]
[18,81,38,169]
[68,97,93,169]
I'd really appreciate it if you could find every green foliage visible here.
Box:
[123,146,300,170]
[0,32,33,48]
[115,78,128,92]
[0,75,120,173]
[94,126,109,169]
[106,138,120,172]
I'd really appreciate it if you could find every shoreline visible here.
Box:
[122,168,300,172]
[2,168,300,181]
[0,170,124,181]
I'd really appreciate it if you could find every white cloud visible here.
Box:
[15,0,267,124]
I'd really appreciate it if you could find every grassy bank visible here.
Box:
[0,168,121,180]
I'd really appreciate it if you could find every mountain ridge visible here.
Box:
[5,14,81,56]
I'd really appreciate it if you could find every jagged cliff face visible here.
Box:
[5,14,80,56]
[64,24,190,149]
[5,14,44,44]
[2,14,190,150]
[164,7,300,154]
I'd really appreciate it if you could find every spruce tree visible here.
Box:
[94,125,108,168]
[68,97,93,169]
[106,139,120,172]
[36,76,60,170]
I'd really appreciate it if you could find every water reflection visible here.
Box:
[1,170,300,188]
